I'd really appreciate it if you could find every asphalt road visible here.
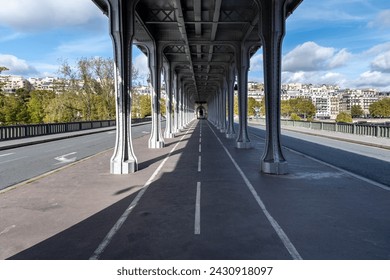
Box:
[2,121,389,191]
[248,124,390,187]
[0,123,152,191]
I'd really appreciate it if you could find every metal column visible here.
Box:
[108,0,138,174]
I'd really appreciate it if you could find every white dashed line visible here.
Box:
[194,182,201,235]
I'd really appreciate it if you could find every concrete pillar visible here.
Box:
[236,43,251,149]
[109,0,138,174]
[219,85,227,133]
[179,81,184,131]
[173,72,180,134]
[148,42,165,149]
[164,62,175,138]
[226,63,236,139]
[259,0,288,174]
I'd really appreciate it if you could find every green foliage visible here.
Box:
[56,57,116,121]
[369,98,390,117]
[288,97,316,119]
[281,100,292,117]
[0,66,9,73]
[234,95,238,116]
[336,112,353,123]
[248,97,261,116]
[351,105,364,118]
[160,98,166,116]
[290,113,301,121]
[27,90,56,123]
[0,93,29,125]
[0,66,9,92]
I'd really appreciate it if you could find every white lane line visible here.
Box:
[194,182,201,235]
[0,153,14,158]
[199,138,202,143]
[90,121,196,260]
[198,156,202,172]
[208,122,302,260]
[199,144,202,153]
[0,156,28,165]
[250,132,390,192]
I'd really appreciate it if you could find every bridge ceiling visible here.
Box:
[93,0,302,102]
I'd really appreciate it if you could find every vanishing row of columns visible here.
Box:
[105,0,291,175]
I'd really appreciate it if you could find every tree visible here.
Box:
[248,97,260,116]
[290,113,301,121]
[288,97,316,119]
[369,98,390,117]
[336,112,353,123]
[0,94,29,125]
[139,94,151,118]
[27,90,56,123]
[0,66,9,92]
[351,105,364,118]
[44,91,80,123]
[281,100,292,118]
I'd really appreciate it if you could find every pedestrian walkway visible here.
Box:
[1,120,390,260]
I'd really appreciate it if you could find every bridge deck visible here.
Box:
[1,119,390,260]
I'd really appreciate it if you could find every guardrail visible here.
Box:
[250,118,390,138]
[0,118,149,141]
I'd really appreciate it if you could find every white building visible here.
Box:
[0,75,29,93]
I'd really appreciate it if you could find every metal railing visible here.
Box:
[251,118,390,138]
[0,118,150,141]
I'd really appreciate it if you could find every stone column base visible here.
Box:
[110,160,137,174]
[164,132,175,139]
[148,140,165,149]
[226,133,236,139]
[236,142,252,149]
[261,161,288,175]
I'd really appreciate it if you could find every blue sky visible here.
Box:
[0,0,390,90]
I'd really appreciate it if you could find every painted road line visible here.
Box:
[198,156,202,172]
[90,121,197,260]
[199,144,202,153]
[54,152,77,165]
[0,156,28,165]
[250,132,390,192]
[194,182,201,235]
[208,122,302,260]
[0,153,14,158]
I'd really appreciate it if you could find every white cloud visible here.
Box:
[0,0,105,31]
[354,71,390,90]
[368,9,390,29]
[371,51,390,73]
[0,32,24,43]
[282,71,347,87]
[364,42,390,56]
[283,41,351,72]
[133,53,149,80]
[0,54,39,76]
[328,49,352,69]
[55,36,112,57]
[250,53,263,72]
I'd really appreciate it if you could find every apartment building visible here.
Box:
[0,75,30,93]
